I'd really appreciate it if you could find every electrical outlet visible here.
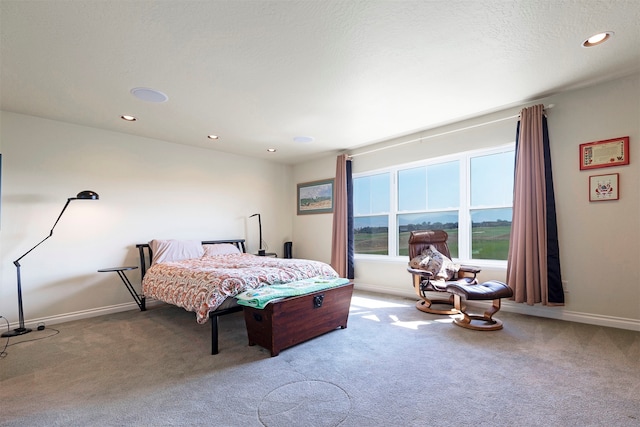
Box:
[562,280,569,293]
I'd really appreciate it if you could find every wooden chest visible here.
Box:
[243,283,354,356]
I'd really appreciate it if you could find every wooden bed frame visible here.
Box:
[136,239,247,355]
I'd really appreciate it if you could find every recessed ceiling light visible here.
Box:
[207,135,219,140]
[267,148,277,153]
[582,31,614,47]
[130,87,169,103]
[120,115,137,121]
[293,136,314,144]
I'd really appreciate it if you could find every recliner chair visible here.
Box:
[406,230,481,315]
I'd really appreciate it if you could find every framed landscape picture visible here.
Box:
[297,179,334,215]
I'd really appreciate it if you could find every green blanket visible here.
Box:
[235,277,350,309]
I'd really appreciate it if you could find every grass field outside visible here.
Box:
[355,225,511,260]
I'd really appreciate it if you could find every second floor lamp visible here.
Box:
[249,213,265,256]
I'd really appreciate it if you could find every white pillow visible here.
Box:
[149,239,204,265]
[203,243,241,256]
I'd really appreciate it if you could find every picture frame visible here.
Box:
[579,136,629,170]
[589,173,619,202]
[297,178,334,215]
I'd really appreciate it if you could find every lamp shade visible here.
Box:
[76,190,99,200]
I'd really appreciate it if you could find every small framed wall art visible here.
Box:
[297,178,334,215]
[589,173,619,202]
[579,136,629,170]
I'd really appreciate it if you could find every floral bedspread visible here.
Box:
[142,253,339,323]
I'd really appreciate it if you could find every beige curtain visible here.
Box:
[507,104,551,304]
[331,154,350,277]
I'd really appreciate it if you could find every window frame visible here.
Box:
[353,143,514,267]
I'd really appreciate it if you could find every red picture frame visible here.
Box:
[579,136,629,170]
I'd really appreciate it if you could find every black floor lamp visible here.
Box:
[249,213,265,256]
[2,190,99,338]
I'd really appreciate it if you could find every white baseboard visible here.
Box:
[354,282,640,332]
[5,285,639,333]
[3,299,164,331]
[498,300,640,331]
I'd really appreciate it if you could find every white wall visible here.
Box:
[291,157,338,265]
[293,73,640,330]
[0,112,292,326]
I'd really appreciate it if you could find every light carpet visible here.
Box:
[1,290,639,426]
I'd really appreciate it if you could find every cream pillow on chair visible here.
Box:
[409,244,460,280]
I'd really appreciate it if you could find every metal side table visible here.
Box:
[98,266,146,311]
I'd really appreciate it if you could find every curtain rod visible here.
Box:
[349,104,554,158]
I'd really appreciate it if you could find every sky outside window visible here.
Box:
[354,173,390,215]
[471,151,514,207]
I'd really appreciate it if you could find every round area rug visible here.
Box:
[258,380,351,427]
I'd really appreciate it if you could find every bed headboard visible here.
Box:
[135,239,247,278]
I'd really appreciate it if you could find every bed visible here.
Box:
[136,238,340,354]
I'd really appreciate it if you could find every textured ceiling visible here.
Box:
[1,1,639,164]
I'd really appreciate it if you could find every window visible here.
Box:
[469,151,514,260]
[353,173,390,255]
[397,161,460,257]
[354,145,514,261]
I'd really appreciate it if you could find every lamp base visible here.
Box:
[258,249,266,256]
[1,327,32,338]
